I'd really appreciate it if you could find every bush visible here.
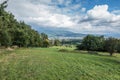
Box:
[58,49,69,52]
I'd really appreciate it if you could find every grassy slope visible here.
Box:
[0,47,120,80]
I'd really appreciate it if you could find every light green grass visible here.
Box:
[0,47,120,80]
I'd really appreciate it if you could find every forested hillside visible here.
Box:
[0,1,49,47]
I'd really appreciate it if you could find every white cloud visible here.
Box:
[27,13,75,28]
[78,5,120,34]
[87,5,111,19]
[6,0,76,28]
[2,0,120,34]
[58,0,64,4]
[81,8,86,12]
[112,10,120,15]
[86,5,120,24]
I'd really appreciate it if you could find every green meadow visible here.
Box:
[0,47,120,80]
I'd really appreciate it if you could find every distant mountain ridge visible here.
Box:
[32,26,86,39]
[32,26,120,39]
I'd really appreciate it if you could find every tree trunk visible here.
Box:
[110,52,113,56]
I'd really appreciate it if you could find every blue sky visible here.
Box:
[83,0,120,11]
[54,0,120,12]
[0,0,120,35]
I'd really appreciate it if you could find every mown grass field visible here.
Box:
[0,47,120,80]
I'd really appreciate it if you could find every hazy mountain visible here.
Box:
[31,26,86,39]
[31,26,120,39]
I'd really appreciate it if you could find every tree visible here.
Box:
[40,33,49,47]
[41,33,48,40]
[77,35,105,51]
[42,39,50,47]
[0,1,49,48]
[0,0,8,15]
[0,30,11,47]
[116,39,120,53]
[54,39,61,46]
[105,37,118,56]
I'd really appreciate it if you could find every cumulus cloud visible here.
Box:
[86,5,120,23]
[87,5,110,19]
[5,0,78,28]
[1,0,120,34]
[6,0,78,28]
[78,5,120,34]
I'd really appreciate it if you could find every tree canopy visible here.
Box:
[77,35,120,56]
[0,0,49,47]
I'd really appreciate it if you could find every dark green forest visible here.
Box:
[0,1,49,47]
[77,35,120,56]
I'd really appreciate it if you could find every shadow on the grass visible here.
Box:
[101,58,120,64]
[58,49,120,64]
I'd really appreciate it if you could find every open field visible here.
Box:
[0,47,120,80]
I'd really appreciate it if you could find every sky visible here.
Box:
[0,0,120,35]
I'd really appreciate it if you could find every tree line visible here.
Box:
[77,35,120,56]
[0,0,49,48]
